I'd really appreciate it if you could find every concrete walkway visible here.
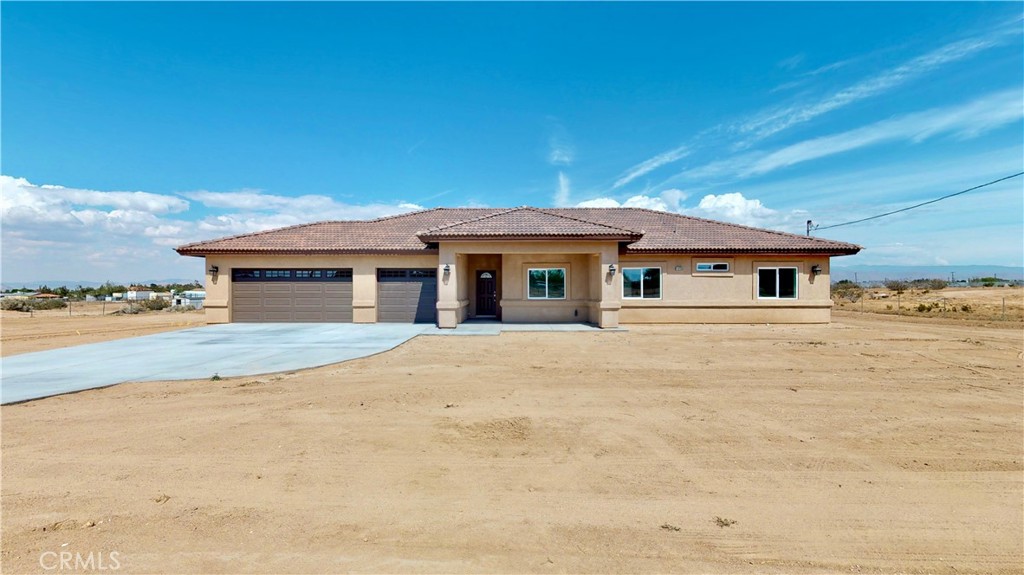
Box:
[1,322,620,404]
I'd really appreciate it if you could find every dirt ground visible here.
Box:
[1,314,1021,574]
[0,303,205,356]
[834,286,1024,323]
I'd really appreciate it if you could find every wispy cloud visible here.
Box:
[777,54,805,70]
[182,189,423,219]
[745,89,1023,176]
[734,27,1020,146]
[547,120,574,166]
[554,172,571,207]
[612,145,689,189]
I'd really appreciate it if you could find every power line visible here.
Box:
[810,171,1024,233]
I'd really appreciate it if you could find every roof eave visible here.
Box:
[624,246,862,255]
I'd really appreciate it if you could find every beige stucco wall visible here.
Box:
[617,254,833,323]
[201,254,438,324]
[199,249,835,326]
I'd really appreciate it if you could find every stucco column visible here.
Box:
[204,256,230,324]
[436,243,460,328]
[351,259,377,323]
[596,245,620,328]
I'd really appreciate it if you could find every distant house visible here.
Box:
[0,292,38,299]
[34,293,62,300]
[176,206,860,326]
[127,287,153,301]
[150,291,173,301]
[173,290,206,309]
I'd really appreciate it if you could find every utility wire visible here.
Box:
[812,171,1024,232]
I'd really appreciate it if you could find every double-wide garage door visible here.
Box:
[232,268,353,322]
[377,269,437,323]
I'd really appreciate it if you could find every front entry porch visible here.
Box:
[435,241,622,329]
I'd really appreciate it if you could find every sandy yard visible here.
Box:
[0,304,205,356]
[833,286,1023,322]
[1,313,1021,574]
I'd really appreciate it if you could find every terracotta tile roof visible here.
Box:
[417,207,643,241]
[176,207,860,256]
[548,208,860,254]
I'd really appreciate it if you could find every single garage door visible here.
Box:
[377,269,437,323]
[231,268,353,322]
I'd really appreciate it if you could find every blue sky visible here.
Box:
[2,2,1022,282]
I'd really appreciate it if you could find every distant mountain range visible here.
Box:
[1,279,202,291]
[831,265,1023,282]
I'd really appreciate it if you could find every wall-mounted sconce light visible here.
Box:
[209,265,219,274]
[608,263,616,274]
[810,265,822,275]
[443,264,451,273]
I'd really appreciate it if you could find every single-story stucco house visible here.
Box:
[175,206,860,328]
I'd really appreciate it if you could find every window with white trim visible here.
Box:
[695,262,730,272]
[527,268,566,299]
[758,267,798,299]
[622,267,661,299]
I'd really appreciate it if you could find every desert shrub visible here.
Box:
[884,280,909,294]
[961,304,972,312]
[1,298,66,311]
[115,305,142,315]
[917,303,929,312]
[169,304,196,312]
[909,278,948,290]
[140,299,169,311]
[832,281,864,302]
[1,298,33,312]
[32,298,67,310]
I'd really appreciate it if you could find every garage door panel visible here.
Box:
[231,270,353,322]
[294,284,325,295]
[377,269,436,323]
[233,284,262,296]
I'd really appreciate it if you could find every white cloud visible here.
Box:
[612,145,689,189]
[683,192,808,230]
[0,175,428,283]
[575,197,620,208]
[574,188,688,212]
[575,195,670,211]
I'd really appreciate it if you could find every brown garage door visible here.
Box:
[377,269,436,323]
[231,268,353,322]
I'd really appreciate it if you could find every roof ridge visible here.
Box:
[530,206,643,234]
[416,206,523,234]
[365,206,450,223]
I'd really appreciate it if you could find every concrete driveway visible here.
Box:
[0,323,432,404]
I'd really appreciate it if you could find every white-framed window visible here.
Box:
[527,268,566,299]
[758,267,798,299]
[622,267,662,299]
[695,262,730,272]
